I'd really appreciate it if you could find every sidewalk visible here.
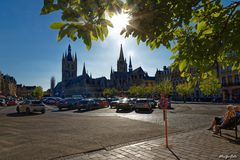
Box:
[60,129,240,160]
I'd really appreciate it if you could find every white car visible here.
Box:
[16,100,46,114]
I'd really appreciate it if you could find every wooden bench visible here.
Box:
[219,116,240,139]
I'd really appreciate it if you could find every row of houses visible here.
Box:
[156,66,240,102]
[0,71,37,98]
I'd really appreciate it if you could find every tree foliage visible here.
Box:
[176,82,194,97]
[199,76,221,96]
[103,88,118,97]
[41,0,123,50]
[32,86,44,99]
[128,86,144,97]
[156,80,173,96]
[41,0,240,78]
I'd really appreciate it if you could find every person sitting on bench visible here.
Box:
[208,105,236,134]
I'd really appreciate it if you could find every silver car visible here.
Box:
[16,100,46,114]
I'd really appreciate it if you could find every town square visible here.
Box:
[0,0,240,160]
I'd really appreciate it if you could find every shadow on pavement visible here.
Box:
[6,112,41,117]
[116,110,133,113]
[135,110,153,114]
[212,133,240,145]
[73,107,104,113]
[167,147,180,160]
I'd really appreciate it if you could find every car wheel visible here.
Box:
[41,109,45,114]
[116,108,119,112]
[26,108,30,114]
[58,107,62,111]
[16,106,20,113]
[135,109,139,113]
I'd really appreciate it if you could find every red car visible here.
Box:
[7,100,18,106]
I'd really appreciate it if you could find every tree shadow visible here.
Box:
[167,147,180,160]
[6,112,41,117]
[73,107,104,113]
[135,109,153,114]
[116,109,133,113]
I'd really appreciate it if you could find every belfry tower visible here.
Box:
[62,44,77,85]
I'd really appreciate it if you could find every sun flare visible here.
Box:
[110,13,130,32]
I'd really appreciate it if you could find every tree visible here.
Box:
[32,86,44,99]
[176,82,194,103]
[128,86,145,97]
[103,88,118,97]
[103,88,111,97]
[199,76,221,98]
[156,80,173,97]
[41,0,240,79]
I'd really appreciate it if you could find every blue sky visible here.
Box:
[0,0,174,90]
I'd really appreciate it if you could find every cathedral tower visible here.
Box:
[129,56,132,72]
[62,44,77,85]
[117,44,127,72]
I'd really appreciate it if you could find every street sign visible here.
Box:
[158,96,168,109]
[159,95,169,148]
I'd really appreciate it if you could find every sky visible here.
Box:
[0,0,173,91]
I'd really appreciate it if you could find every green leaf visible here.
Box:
[50,22,65,30]
[197,21,206,34]
[179,60,187,72]
[202,28,213,35]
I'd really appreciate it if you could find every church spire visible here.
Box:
[129,56,132,72]
[67,44,73,61]
[82,63,86,76]
[119,44,124,61]
[75,52,77,62]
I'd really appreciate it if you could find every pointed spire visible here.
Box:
[67,44,73,61]
[75,52,77,61]
[119,44,124,61]
[129,56,132,72]
[82,62,86,75]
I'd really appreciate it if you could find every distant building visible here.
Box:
[54,44,156,97]
[17,84,36,98]
[50,77,55,96]
[155,66,202,100]
[54,45,110,97]
[0,71,17,97]
[110,44,156,90]
[219,66,240,102]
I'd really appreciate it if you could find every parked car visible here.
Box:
[94,98,109,108]
[7,100,18,106]
[0,99,6,106]
[109,98,120,109]
[147,99,157,108]
[58,98,78,110]
[116,98,133,112]
[134,98,153,112]
[16,100,45,114]
[77,99,99,111]
[43,97,62,105]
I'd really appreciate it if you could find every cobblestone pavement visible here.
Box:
[61,129,240,160]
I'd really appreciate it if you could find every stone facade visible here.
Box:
[219,66,240,102]
[0,71,17,97]
[16,84,36,98]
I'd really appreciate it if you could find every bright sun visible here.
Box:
[110,13,130,32]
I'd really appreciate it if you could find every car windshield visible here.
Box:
[120,98,129,103]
